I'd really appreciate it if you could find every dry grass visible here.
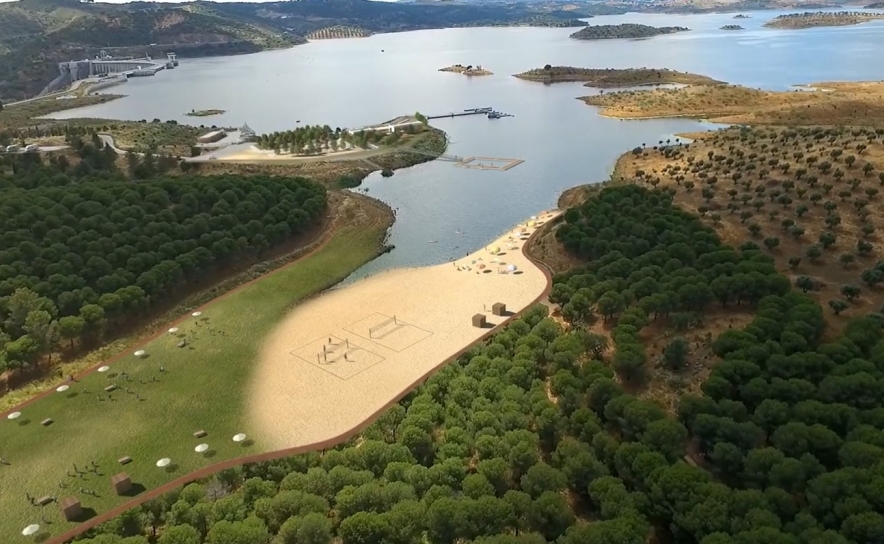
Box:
[637,310,755,413]
[581,81,884,125]
[613,124,884,333]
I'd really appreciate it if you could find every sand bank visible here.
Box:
[249,210,560,449]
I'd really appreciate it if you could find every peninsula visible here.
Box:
[440,64,493,76]
[720,25,745,30]
[580,80,884,125]
[185,109,226,117]
[764,11,884,29]
[514,66,723,87]
[570,23,690,40]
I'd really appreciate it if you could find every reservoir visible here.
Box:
[49,10,884,278]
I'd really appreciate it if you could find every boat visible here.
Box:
[487,111,502,119]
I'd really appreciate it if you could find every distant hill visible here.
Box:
[570,24,690,40]
[0,0,602,99]
[0,0,302,98]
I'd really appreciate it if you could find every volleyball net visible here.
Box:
[368,315,398,339]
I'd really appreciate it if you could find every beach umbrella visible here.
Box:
[233,433,247,443]
[98,366,110,373]
[168,327,179,334]
[7,411,21,420]
[156,458,171,468]
[507,264,518,272]
[531,215,537,220]
[195,444,209,453]
[478,264,486,269]
[56,385,70,393]
[22,524,40,536]
[527,221,536,227]
[134,350,146,358]
[192,311,202,317]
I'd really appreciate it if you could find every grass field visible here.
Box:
[0,196,390,543]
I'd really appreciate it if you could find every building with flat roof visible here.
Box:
[197,130,227,144]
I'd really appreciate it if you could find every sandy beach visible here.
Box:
[217,144,367,162]
[249,210,559,449]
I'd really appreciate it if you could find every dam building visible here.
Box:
[59,52,178,82]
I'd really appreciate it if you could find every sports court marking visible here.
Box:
[290,335,386,381]
[344,313,434,353]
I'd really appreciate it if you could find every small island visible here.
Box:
[764,11,884,29]
[186,109,226,117]
[733,14,751,19]
[720,25,745,30]
[514,66,723,88]
[865,2,884,8]
[570,23,690,40]
[439,64,493,76]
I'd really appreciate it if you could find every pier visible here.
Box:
[426,107,492,120]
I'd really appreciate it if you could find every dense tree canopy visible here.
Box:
[0,170,326,374]
[77,185,884,544]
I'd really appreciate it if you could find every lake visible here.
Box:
[50,9,884,279]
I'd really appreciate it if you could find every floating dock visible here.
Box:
[455,157,524,171]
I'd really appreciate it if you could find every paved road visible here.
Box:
[98,133,130,155]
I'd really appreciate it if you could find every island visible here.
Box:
[186,109,226,117]
[764,11,884,29]
[865,2,884,7]
[720,25,745,30]
[733,14,751,18]
[514,66,723,87]
[570,23,690,40]
[440,64,493,76]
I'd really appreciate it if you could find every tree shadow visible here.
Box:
[120,483,146,498]
[69,507,98,522]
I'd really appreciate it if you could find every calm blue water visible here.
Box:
[50,9,884,279]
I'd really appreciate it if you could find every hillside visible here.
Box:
[764,10,884,29]
[0,0,600,99]
[581,81,884,125]
[570,23,690,40]
[0,0,302,98]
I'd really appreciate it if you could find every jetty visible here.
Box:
[427,107,493,120]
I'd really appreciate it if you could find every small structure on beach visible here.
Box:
[472,314,487,328]
[492,302,507,316]
[60,497,82,521]
[111,473,132,495]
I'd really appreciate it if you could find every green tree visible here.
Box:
[662,337,689,370]
[158,524,201,544]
